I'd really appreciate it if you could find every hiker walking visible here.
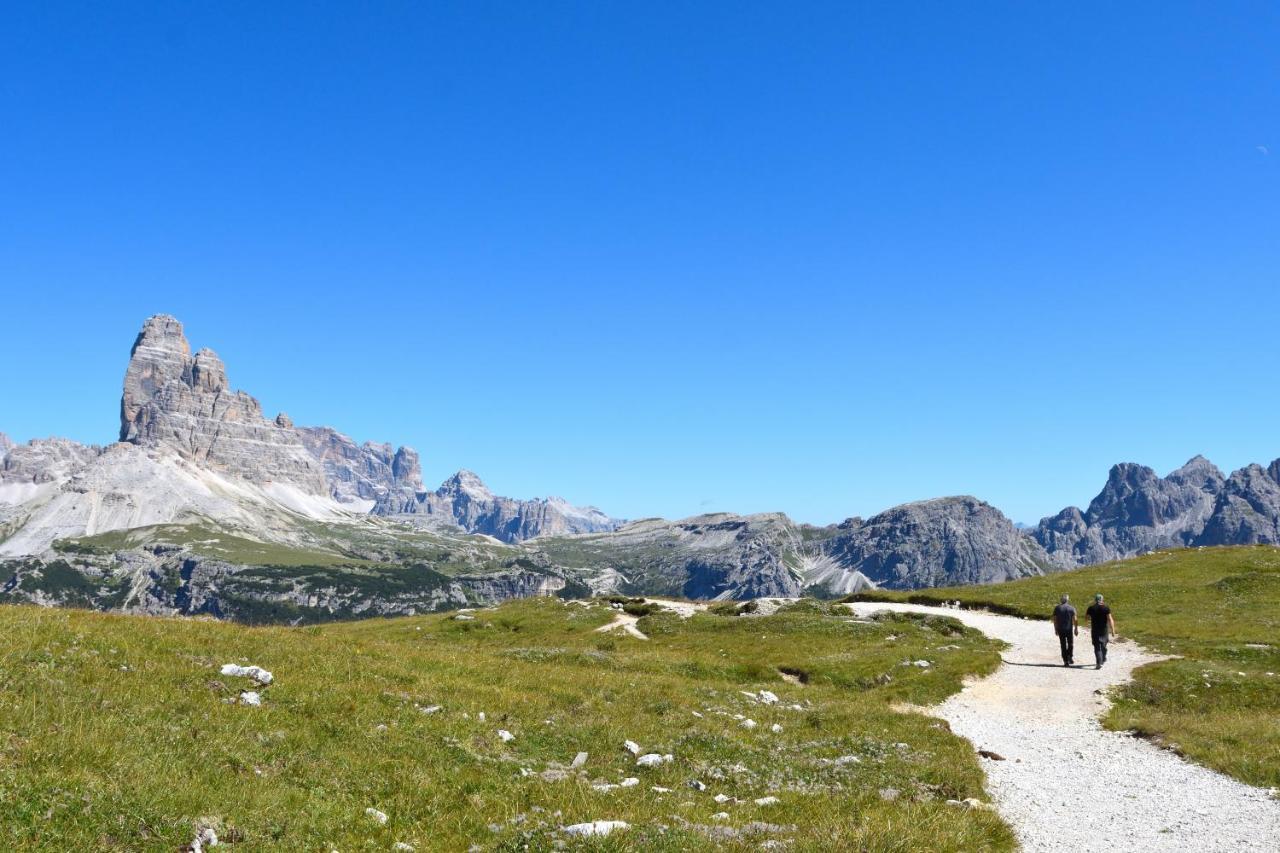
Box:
[1085,593,1116,669]
[1052,594,1077,666]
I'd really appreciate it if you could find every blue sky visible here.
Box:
[2,2,1278,525]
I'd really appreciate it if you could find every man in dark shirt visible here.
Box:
[1085,594,1116,669]
[1051,594,1078,666]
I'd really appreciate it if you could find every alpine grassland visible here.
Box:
[0,597,1014,850]
[853,545,1280,788]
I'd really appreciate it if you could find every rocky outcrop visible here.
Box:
[1,437,102,485]
[1196,463,1280,546]
[378,469,620,542]
[821,497,1054,588]
[0,433,13,463]
[297,426,423,508]
[119,314,327,493]
[535,512,811,599]
[534,501,1047,599]
[1031,455,1266,566]
[0,547,570,623]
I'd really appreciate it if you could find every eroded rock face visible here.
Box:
[0,433,13,463]
[1196,463,1280,546]
[297,426,422,507]
[1032,454,1280,564]
[821,497,1053,588]
[377,469,620,542]
[119,315,327,493]
[0,438,102,485]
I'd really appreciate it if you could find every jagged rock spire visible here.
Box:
[119,314,327,493]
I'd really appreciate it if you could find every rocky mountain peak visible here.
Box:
[441,469,494,500]
[391,446,421,485]
[1167,455,1226,491]
[118,315,327,493]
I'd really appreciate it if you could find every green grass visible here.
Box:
[852,545,1280,788]
[0,598,1014,850]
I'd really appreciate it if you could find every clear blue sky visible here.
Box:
[2,2,1278,526]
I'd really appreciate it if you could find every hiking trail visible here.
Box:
[848,602,1280,852]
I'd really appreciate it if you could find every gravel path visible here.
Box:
[848,602,1280,852]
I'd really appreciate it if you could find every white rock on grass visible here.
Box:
[238,691,262,707]
[454,614,476,621]
[365,808,388,825]
[713,794,733,804]
[758,690,779,705]
[740,719,757,729]
[220,663,273,684]
[770,724,783,734]
[419,705,442,714]
[563,820,628,837]
[497,730,515,743]
[571,752,589,768]
[188,827,218,852]
[651,786,672,793]
[711,812,730,820]
[754,796,780,806]
[623,739,641,755]
[636,753,672,767]
[392,844,415,852]
[619,777,640,788]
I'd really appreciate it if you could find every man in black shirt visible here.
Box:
[1051,594,1078,666]
[1085,594,1116,669]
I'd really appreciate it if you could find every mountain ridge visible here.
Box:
[3,313,1279,621]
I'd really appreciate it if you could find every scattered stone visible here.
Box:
[637,753,673,767]
[571,751,589,768]
[913,660,931,668]
[238,691,262,707]
[562,820,628,838]
[220,663,273,685]
[878,788,899,802]
[624,739,642,755]
[711,812,730,821]
[366,808,389,825]
[393,844,415,852]
[740,719,758,730]
[454,614,476,622]
[186,826,218,853]
[651,786,672,793]
[497,730,515,743]
[770,724,783,734]
[419,705,442,714]
[687,780,707,791]
[754,796,780,806]
[758,690,779,704]
[713,794,733,804]
[619,778,640,788]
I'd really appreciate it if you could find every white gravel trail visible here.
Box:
[849,602,1280,852]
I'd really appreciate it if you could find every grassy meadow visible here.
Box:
[853,545,1280,788]
[0,597,1014,851]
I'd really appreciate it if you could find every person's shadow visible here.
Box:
[1001,660,1090,668]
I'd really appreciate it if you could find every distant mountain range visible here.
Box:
[1,314,1277,621]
